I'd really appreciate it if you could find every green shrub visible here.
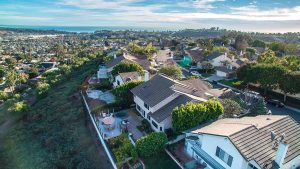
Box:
[172,99,224,133]
[37,82,50,99]
[136,132,168,157]
[0,91,9,100]
[8,101,30,115]
[137,119,153,134]
[111,61,144,76]
[131,148,138,162]
[112,80,143,108]
[109,134,135,165]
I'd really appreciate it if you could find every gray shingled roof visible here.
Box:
[150,95,198,122]
[229,116,300,169]
[207,52,224,61]
[131,74,176,107]
[105,55,127,68]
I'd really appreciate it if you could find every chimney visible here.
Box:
[275,142,289,167]
[114,53,117,59]
[144,70,150,82]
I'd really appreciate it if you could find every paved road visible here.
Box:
[267,105,300,123]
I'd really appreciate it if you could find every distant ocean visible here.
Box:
[0,25,178,33]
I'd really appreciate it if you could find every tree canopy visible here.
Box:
[172,99,224,133]
[158,65,182,79]
[136,132,168,157]
[112,80,144,108]
[111,61,144,76]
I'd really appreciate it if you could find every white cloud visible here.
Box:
[192,0,225,9]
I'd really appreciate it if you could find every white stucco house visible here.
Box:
[184,115,300,169]
[113,70,150,87]
[207,52,228,67]
[97,52,152,80]
[131,74,217,132]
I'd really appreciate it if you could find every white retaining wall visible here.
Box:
[81,91,118,169]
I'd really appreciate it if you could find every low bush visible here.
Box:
[137,119,152,134]
[136,132,168,157]
[109,134,136,166]
[0,91,9,101]
[8,101,30,117]
[36,82,50,99]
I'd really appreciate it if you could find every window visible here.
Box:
[248,164,258,169]
[160,127,163,131]
[216,147,233,167]
[144,103,149,110]
[147,113,151,120]
[137,105,141,112]
[152,120,158,128]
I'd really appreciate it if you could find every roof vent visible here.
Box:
[266,117,271,120]
[280,133,285,142]
[271,131,276,141]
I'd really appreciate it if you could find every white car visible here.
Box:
[190,71,201,77]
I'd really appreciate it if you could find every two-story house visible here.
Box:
[184,115,300,169]
[131,74,216,132]
[97,52,152,80]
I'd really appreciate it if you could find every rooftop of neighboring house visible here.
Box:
[207,52,225,61]
[37,61,56,69]
[105,53,151,70]
[189,115,300,169]
[118,71,141,82]
[185,47,206,63]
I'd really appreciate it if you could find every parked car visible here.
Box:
[190,71,201,77]
[267,99,285,108]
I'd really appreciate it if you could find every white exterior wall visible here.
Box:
[216,70,227,77]
[133,95,164,132]
[162,116,172,130]
[211,54,226,67]
[186,133,248,169]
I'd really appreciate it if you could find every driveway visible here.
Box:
[205,75,224,82]
[268,105,300,124]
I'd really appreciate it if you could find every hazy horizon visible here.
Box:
[1,0,300,33]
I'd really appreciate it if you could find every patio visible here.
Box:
[94,109,145,141]
[167,141,203,169]
[124,109,144,141]
[96,115,123,139]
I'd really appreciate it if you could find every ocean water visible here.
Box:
[0,25,177,33]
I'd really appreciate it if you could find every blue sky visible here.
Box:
[0,0,300,32]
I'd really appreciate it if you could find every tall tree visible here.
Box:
[158,65,182,79]
[279,72,300,102]
[111,61,144,76]
[254,64,288,95]
[257,49,279,64]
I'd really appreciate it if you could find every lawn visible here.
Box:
[143,151,180,169]
[0,59,113,169]
[218,79,243,88]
